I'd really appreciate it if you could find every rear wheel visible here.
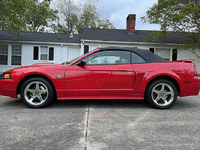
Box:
[145,79,177,109]
[20,77,55,108]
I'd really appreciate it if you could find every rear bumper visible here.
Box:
[0,79,18,98]
[180,76,200,97]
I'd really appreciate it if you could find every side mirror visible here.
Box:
[77,60,86,66]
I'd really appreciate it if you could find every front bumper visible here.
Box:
[0,79,18,98]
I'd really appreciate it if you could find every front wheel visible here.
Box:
[145,79,177,109]
[20,77,55,108]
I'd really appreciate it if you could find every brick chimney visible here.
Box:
[126,14,136,34]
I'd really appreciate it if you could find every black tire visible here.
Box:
[20,77,55,108]
[145,79,177,109]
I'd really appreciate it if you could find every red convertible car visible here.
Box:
[0,47,199,109]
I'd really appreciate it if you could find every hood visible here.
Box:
[31,62,59,66]
[4,63,60,73]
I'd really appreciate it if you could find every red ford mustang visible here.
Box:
[0,47,199,109]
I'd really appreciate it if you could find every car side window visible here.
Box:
[132,52,146,64]
[82,50,131,65]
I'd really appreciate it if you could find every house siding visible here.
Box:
[84,42,173,60]
[177,50,200,71]
[0,43,80,72]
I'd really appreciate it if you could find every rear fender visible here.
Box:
[135,69,181,97]
[143,69,181,84]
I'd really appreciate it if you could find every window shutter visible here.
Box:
[49,47,54,60]
[172,49,177,61]
[33,46,39,60]
[84,45,89,54]
[149,48,154,53]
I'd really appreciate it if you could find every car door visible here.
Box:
[64,50,136,97]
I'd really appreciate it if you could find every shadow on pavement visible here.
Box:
[1,96,199,110]
[1,97,148,109]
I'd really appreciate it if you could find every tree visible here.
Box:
[52,0,115,34]
[141,0,200,58]
[0,0,31,33]
[51,0,79,34]
[76,1,100,34]
[25,1,58,32]
[0,0,58,33]
[97,19,115,29]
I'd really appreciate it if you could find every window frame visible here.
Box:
[131,52,147,64]
[0,44,8,65]
[33,46,54,61]
[74,50,132,66]
[11,45,22,66]
[155,48,171,61]
[40,46,48,60]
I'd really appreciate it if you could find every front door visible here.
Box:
[64,50,135,97]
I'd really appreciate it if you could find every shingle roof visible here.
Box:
[0,28,188,44]
[80,28,188,44]
[0,30,80,43]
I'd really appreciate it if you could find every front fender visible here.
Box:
[12,67,66,98]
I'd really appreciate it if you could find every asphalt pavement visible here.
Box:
[0,95,200,150]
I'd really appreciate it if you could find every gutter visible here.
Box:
[80,39,183,46]
[0,40,80,46]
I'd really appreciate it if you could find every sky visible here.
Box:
[51,0,160,31]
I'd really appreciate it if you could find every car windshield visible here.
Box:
[61,53,85,65]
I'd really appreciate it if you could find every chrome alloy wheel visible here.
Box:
[24,81,49,106]
[151,83,174,107]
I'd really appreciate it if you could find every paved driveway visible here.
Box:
[0,95,200,150]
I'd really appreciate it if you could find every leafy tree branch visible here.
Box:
[141,0,200,58]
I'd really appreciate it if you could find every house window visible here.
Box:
[12,45,22,65]
[41,46,48,60]
[33,46,54,61]
[0,44,8,65]
[156,48,170,61]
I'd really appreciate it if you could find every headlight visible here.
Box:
[0,73,11,79]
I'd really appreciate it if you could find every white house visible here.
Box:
[0,31,81,72]
[0,14,200,73]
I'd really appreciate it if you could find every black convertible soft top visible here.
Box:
[99,47,168,63]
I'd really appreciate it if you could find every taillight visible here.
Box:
[194,67,198,76]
